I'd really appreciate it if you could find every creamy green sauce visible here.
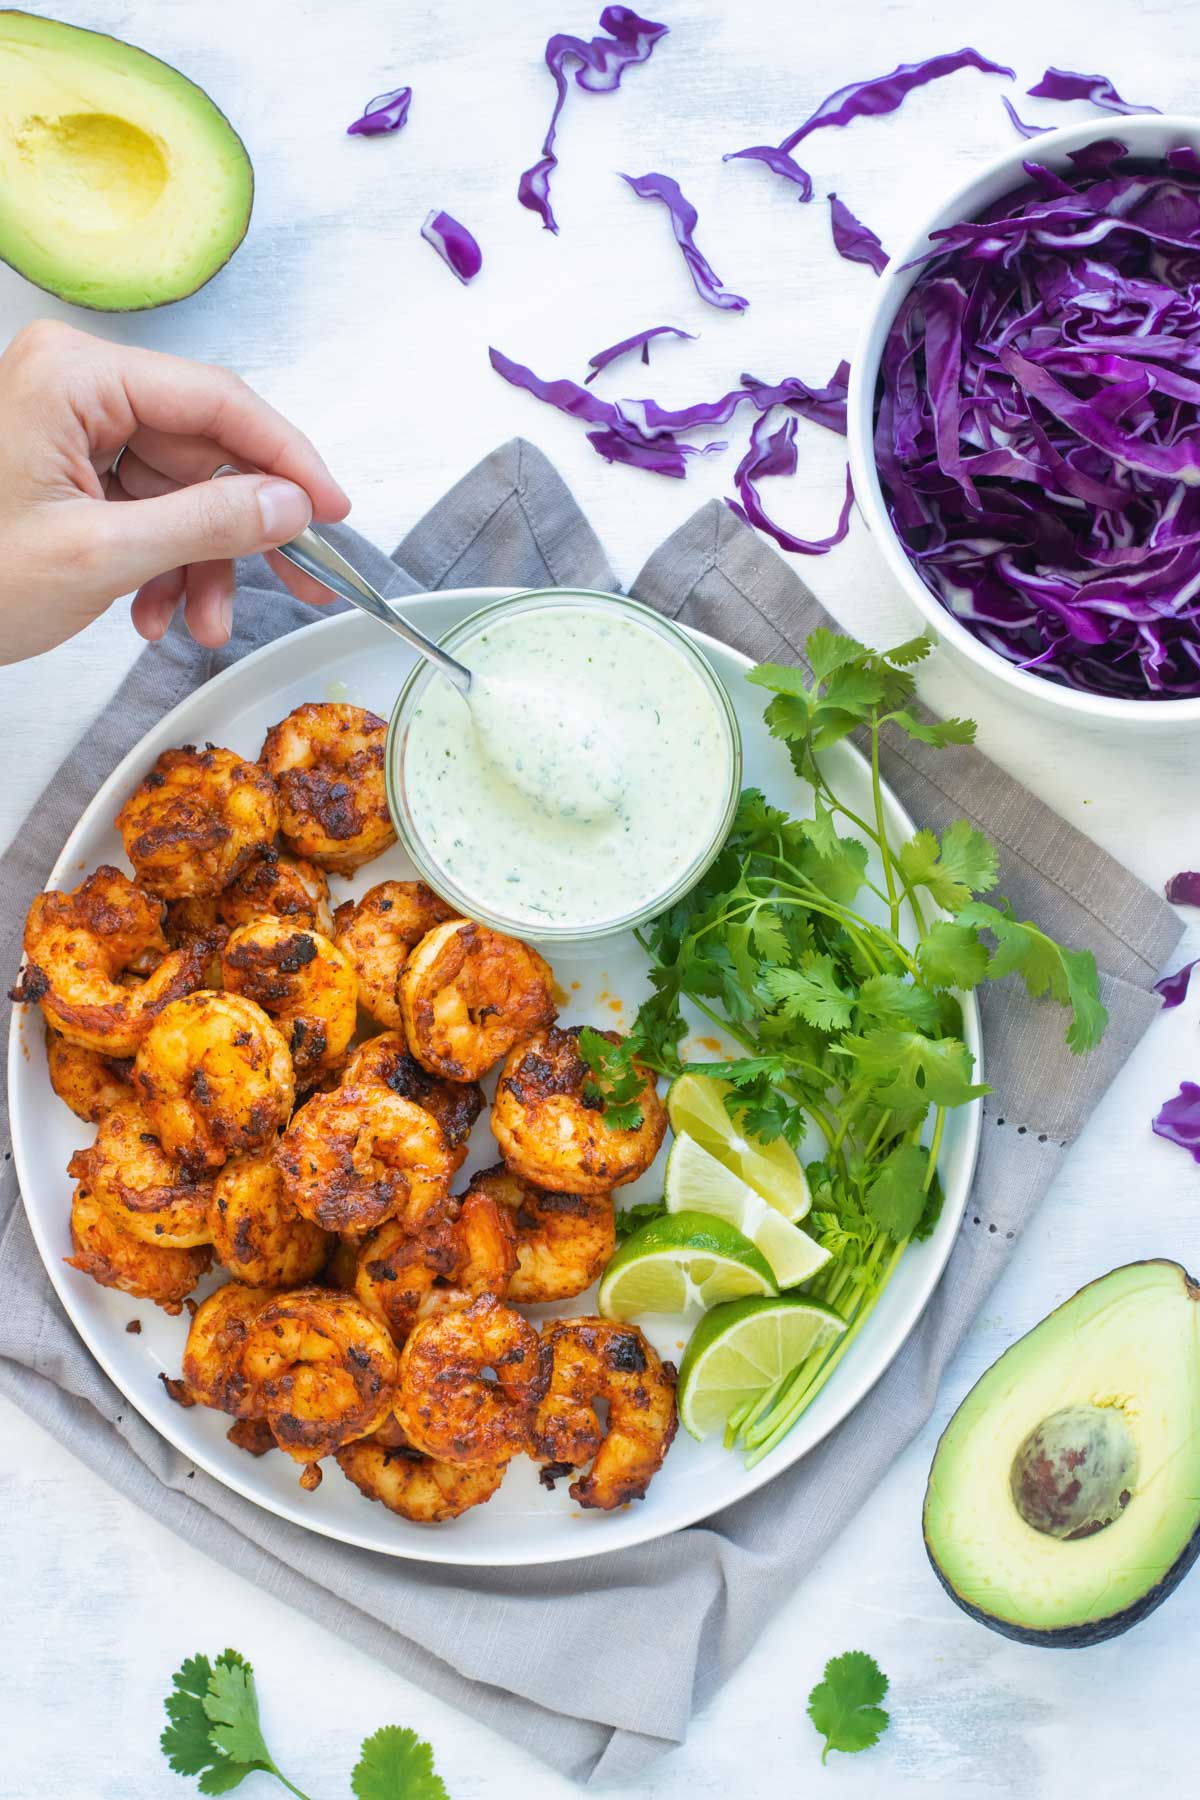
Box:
[402,604,733,930]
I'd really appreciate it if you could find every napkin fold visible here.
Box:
[0,439,1181,1785]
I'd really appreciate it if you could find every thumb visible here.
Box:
[97,473,313,594]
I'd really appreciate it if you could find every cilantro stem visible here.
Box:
[924,1107,946,1191]
[743,1238,903,1466]
[869,721,901,940]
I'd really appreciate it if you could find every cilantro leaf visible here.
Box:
[762,690,810,746]
[805,628,867,681]
[578,1026,645,1131]
[763,955,855,1032]
[746,660,811,697]
[162,1652,275,1796]
[916,921,990,991]
[203,1653,274,1772]
[796,832,870,905]
[807,1651,890,1762]
[958,901,1109,1053]
[351,1725,449,1800]
[864,1143,929,1240]
[898,820,999,911]
[854,974,942,1033]
[890,709,976,747]
[839,1029,988,1111]
[884,633,932,667]
[614,1199,668,1241]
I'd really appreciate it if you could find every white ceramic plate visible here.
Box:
[8,590,981,1566]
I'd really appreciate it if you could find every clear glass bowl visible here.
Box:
[385,587,742,944]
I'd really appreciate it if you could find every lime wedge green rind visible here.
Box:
[677,1295,847,1441]
[668,1071,811,1220]
[597,1210,777,1320]
[663,1132,831,1289]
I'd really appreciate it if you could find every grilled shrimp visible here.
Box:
[116,746,279,899]
[68,1101,212,1247]
[355,1187,517,1342]
[532,1318,678,1510]
[399,919,557,1081]
[394,1293,545,1466]
[260,703,395,873]
[333,881,455,1028]
[46,1029,133,1123]
[66,1183,212,1313]
[321,1232,363,1293]
[341,1032,483,1165]
[243,1287,400,1485]
[132,991,295,1171]
[336,1435,507,1522]
[492,1026,666,1194]
[208,1151,331,1288]
[221,919,357,1082]
[182,1281,276,1415]
[166,850,333,947]
[464,1165,614,1303]
[14,866,208,1056]
[275,1083,456,1234]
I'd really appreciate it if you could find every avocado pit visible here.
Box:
[20,112,168,227]
[1010,1403,1137,1540]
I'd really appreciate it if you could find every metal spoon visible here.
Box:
[211,464,471,696]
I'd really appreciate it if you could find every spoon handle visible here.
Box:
[211,465,471,696]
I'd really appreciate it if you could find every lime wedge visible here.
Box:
[667,1071,811,1220]
[677,1295,847,1441]
[597,1210,777,1320]
[664,1133,830,1289]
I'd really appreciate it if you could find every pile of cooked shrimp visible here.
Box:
[11,701,679,1524]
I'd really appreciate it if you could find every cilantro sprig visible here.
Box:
[163,1650,449,1799]
[578,1024,646,1131]
[807,1651,891,1762]
[606,633,1107,1462]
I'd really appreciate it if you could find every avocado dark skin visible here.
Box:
[924,1514,1200,1649]
[923,1260,1200,1648]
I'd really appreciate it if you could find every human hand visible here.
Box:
[0,321,351,664]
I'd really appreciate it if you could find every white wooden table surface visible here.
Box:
[1,1,1195,1794]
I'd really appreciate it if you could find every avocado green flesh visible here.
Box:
[0,11,252,310]
[924,1261,1200,1644]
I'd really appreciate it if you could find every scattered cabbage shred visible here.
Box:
[518,6,668,233]
[346,86,412,136]
[876,141,1200,697]
[618,171,748,310]
[828,193,889,274]
[420,210,482,284]
[724,49,1014,201]
[584,325,695,382]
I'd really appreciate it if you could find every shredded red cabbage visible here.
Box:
[518,7,667,234]
[829,193,888,274]
[1001,96,1051,139]
[1153,1081,1200,1159]
[728,414,855,554]
[618,172,748,310]
[875,144,1200,698]
[1026,69,1159,117]
[347,87,412,136]
[584,325,695,383]
[420,211,482,284]
[724,49,1013,202]
[1166,871,1200,905]
[1156,960,1198,1008]
[489,348,847,481]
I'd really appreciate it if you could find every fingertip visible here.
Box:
[183,561,236,647]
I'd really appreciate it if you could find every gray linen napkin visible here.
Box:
[0,440,1181,1786]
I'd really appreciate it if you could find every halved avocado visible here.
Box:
[924,1260,1200,1646]
[0,11,252,309]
